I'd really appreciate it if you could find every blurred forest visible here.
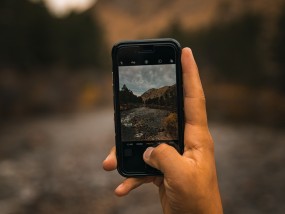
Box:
[0,0,107,68]
[0,0,284,125]
[0,0,110,120]
[161,6,285,125]
[0,1,285,214]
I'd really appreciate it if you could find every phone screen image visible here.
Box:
[112,39,183,176]
[118,64,178,142]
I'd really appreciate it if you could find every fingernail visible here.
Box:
[115,183,124,192]
[104,154,110,162]
[144,147,154,160]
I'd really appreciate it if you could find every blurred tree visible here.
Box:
[0,0,107,69]
[273,6,285,92]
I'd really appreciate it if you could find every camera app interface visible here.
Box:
[119,63,178,142]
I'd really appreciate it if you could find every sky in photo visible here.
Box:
[119,64,176,96]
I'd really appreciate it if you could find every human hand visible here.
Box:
[103,48,223,214]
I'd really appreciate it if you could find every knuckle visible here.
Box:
[152,143,176,160]
[154,143,170,154]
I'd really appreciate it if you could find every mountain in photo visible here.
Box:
[141,84,176,108]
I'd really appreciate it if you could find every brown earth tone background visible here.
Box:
[0,0,285,213]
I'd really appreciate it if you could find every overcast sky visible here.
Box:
[119,64,176,96]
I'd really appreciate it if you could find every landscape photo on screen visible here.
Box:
[119,64,178,142]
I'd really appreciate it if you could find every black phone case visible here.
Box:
[112,38,184,177]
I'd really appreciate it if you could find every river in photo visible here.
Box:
[120,107,172,141]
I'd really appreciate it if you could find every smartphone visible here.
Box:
[112,39,184,177]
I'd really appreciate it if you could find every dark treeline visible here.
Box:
[119,84,142,104]
[119,84,177,111]
[273,6,285,92]
[0,0,107,69]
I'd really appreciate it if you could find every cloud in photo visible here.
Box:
[119,64,176,96]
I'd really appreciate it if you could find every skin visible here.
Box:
[103,48,223,214]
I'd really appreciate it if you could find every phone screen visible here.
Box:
[113,40,183,176]
[118,63,178,142]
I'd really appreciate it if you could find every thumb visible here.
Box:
[143,143,183,175]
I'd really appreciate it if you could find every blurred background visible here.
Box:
[0,0,285,213]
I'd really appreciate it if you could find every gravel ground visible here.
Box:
[0,109,284,214]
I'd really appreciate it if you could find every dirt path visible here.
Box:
[211,123,285,213]
[0,109,284,213]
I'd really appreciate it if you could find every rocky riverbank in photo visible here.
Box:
[120,107,173,141]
